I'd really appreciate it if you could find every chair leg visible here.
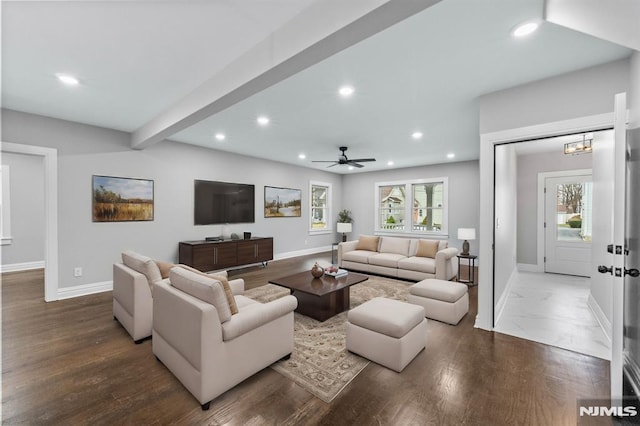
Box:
[201,401,211,411]
[280,353,291,361]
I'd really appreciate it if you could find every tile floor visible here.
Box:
[494,270,611,360]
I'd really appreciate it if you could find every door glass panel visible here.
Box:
[555,182,592,242]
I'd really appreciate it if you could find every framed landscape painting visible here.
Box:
[92,175,154,222]
[264,186,301,217]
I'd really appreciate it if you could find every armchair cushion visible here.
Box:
[221,296,297,341]
[122,251,162,288]
[175,264,238,314]
[155,260,174,279]
[169,267,233,322]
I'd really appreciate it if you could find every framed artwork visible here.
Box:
[92,175,154,222]
[264,186,301,217]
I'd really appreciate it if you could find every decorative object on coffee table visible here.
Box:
[457,228,476,255]
[311,262,324,278]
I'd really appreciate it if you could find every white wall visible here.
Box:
[494,144,518,306]
[0,152,45,267]
[1,109,343,290]
[516,150,592,265]
[342,160,479,255]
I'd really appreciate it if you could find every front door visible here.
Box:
[544,174,592,276]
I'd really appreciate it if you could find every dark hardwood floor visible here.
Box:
[2,254,610,425]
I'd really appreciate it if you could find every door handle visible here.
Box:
[625,268,640,278]
[598,265,613,275]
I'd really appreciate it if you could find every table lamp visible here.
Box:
[337,222,352,242]
[457,228,475,255]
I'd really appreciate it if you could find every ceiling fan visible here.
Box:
[312,146,376,168]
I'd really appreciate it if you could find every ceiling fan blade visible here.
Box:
[348,162,365,168]
[348,158,376,162]
[312,160,337,163]
[326,163,338,168]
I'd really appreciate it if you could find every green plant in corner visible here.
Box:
[337,209,353,223]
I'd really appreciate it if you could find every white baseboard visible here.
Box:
[57,281,113,300]
[274,245,332,261]
[494,267,518,325]
[0,260,45,273]
[517,263,542,273]
[587,293,611,344]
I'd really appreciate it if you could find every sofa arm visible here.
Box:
[338,240,359,264]
[221,295,297,341]
[228,278,245,296]
[435,247,459,280]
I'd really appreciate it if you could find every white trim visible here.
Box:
[588,292,612,344]
[537,169,592,273]
[0,165,12,244]
[0,261,45,273]
[274,245,332,261]
[0,142,58,302]
[517,263,541,272]
[478,112,615,331]
[493,266,517,325]
[57,281,113,300]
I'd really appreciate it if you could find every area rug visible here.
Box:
[245,275,410,403]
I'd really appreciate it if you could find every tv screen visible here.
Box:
[194,180,255,225]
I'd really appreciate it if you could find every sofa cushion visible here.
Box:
[342,250,374,264]
[416,240,439,258]
[398,256,436,274]
[176,264,238,314]
[122,251,163,287]
[379,237,411,256]
[368,253,407,268]
[356,235,380,252]
[410,279,467,303]
[169,267,233,322]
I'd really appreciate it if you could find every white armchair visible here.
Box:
[152,267,297,409]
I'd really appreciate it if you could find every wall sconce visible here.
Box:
[564,135,592,155]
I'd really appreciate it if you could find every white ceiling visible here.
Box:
[1,0,632,173]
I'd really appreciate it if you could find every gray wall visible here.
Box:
[0,152,45,266]
[516,149,592,265]
[494,144,517,304]
[341,160,480,256]
[479,58,630,134]
[1,109,343,289]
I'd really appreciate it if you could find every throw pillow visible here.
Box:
[356,235,380,252]
[169,267,233,322]
[155,260,175,279]
[122,251,163,286]
[176,264,238,314]
[416,239,439,258]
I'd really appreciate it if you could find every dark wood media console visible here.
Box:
[179,237,273,272]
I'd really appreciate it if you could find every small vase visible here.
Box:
[311,262,324,278]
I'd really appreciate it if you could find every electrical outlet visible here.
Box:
[74,267,82,277]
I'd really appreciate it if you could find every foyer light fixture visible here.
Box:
[564,135,593,155]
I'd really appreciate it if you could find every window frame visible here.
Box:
[374,177,448,237]
[309,180,332,235]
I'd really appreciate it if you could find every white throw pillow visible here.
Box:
[169,266,232,323]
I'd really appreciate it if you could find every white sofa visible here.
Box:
[113,251,244,343]
[153,267,297,410]
[338,235,458,281]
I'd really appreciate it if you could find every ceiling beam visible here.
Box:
[130,0,441,150]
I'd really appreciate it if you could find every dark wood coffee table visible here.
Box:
[268,271,368,321]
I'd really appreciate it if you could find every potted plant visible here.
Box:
[337,209,353,242]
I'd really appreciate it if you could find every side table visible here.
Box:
[331,242,340,264]
[457,254,477,286]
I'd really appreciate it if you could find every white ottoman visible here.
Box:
[408,279,468,325]
[346,297,427,372]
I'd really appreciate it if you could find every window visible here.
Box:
[0,165,12,245]
[375,178,448,236]
[309,181,332,233]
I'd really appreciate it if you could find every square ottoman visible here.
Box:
[408,279,468,325]
[346,297,427,372]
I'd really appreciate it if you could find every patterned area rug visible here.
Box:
[245,275,411,403]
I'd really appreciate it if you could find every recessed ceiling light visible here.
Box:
[56,73,79,86]
[338,86,355,97]
[214,133,226,141]
[412,131,423,140]
[447,153,455,159]
[348,166,355,171]
[387,161,394,166]
[257,116,270,126]
[512,21,539,38]
[298,153,306,160]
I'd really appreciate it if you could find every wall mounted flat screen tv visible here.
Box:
[194,180,255,225]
